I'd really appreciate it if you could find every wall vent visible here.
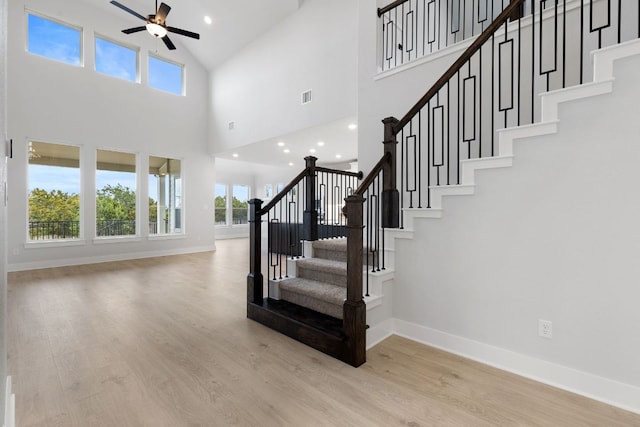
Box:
[301,90,312,105]
[228,121,235,130]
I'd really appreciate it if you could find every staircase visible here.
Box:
[247,0,640,369]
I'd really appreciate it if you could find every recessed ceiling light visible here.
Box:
[348,123,357,130]
[232,153,239,158]
[309,148,316,153]
[277,141,285,147]
[317,141,325,146]
[204,16,212,25]
[283,149,290,153]
[288,162,294,166]
[336,154,342,159]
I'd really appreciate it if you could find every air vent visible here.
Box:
[301,89,312,105]
[228,121,235,130]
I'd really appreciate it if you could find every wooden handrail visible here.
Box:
[258,168,309,215]
[259,165,363,216]
[392,0,524,135]
[315,167,363,179]
[377,0,411,17]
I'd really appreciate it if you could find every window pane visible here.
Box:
[27,13,81,66]
[149,156,182,234]
[28,141,81,240]
[215,183,227,226]
[149,55,183,95]
[96,150,136,237]
[232,185,249,225]
[95,36,138,82]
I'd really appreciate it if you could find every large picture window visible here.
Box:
[27,13,82,66]
[149,156,182,235]
[148,54,184,95]
[96,149,136,237]
[28,141,81,241]
[95,35,138,82]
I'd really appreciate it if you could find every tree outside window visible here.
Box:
[28,141,81,241]
[232,185,249,225]
[215,183,227,225]
[96,149,136,237]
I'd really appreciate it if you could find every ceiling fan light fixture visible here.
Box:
[146,22,167,38]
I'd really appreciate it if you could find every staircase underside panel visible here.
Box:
[247,299,352,364]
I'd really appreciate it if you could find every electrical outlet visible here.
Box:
[539,319,553,339]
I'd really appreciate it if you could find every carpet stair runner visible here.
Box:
[277,239,350,319]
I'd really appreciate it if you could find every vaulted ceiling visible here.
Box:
[83,0,303,70]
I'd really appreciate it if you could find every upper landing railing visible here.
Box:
[378,0,526,71]
[378,0,640,73]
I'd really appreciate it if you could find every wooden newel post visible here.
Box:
[509,0,523,21]
[247,198,263,305]
[343,194,366,367]
[382,117,400,229]
[303,156,318,241]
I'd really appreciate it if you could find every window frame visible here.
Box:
[214,183,228,227]
[95,148,139,241]
[148,155,184,237]
[231,184,250,226]
[26,10,83,67]
[25,139,84,246]
[94,33,140,83]
[148,52,185,96]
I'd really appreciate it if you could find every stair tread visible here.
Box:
[312,238,347,252]
[279,277,346,306]
[296,257,347,274]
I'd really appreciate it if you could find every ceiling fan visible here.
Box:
[110,0,200,50]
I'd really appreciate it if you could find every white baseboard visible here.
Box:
[8,244,216,272]
[4,376,14,427]
[366,318,394,350]
[369,318,640,415]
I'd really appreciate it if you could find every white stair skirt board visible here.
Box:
[365,319,640,416]
[368,38,640,415]
[4,376,14,427]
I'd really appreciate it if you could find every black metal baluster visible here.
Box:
[580,0,584,84]
[400,127,405,225]
[479,42,483,157]
[531,0,536,122]
[492,31,495,154]
[517,6,521,126]
[562,0,566,88]
[427,98,432,208]
[418,110,423,207]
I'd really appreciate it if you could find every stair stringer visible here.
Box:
[366,39,640,350]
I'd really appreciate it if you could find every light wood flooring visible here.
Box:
[8,238,640,426]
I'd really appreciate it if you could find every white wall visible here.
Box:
[0,0,8,420]
[7,0,215,271]
[209,0,357,154]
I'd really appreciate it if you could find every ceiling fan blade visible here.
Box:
[110,1,146,21]
[122,26,147,34]
[167,26,200,40]
[156,3,171,24]
[162,35,176,50]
